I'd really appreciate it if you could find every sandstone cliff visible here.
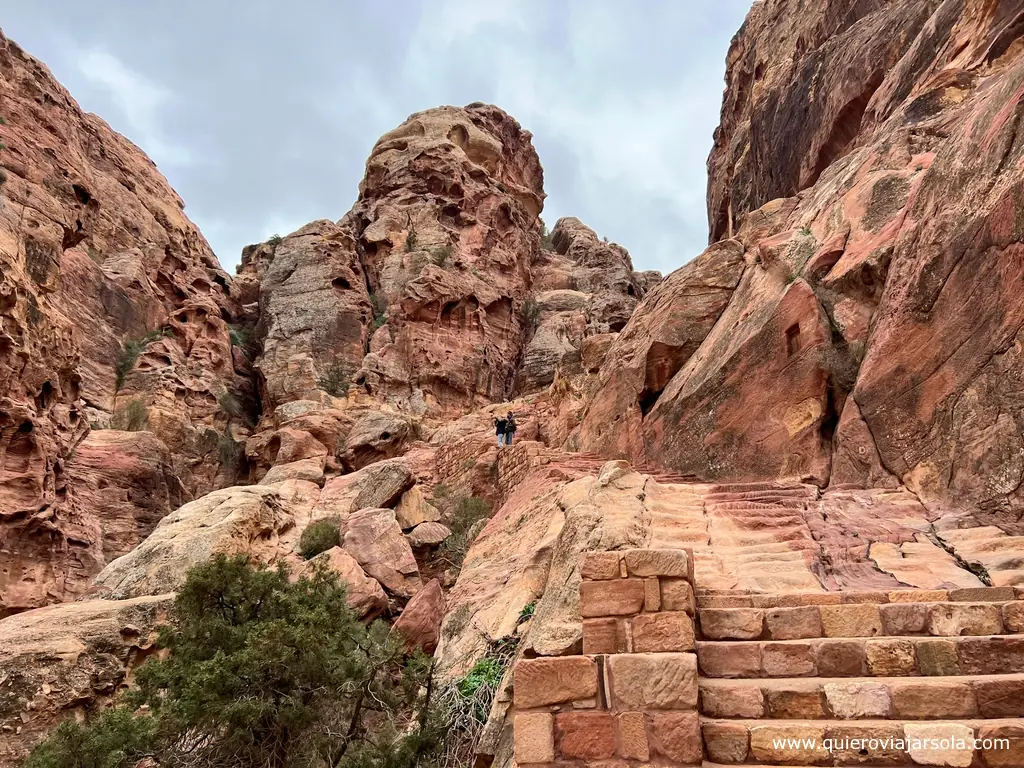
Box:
[573,0,1024,531]
[0,30,252,615]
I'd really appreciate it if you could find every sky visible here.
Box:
[1,0,753,274]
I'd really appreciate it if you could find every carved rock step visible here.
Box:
[695,587,1024,608]
[696,635,1024,678]
[697,601,1024,640]
[700,718,1023,767]
[699,674,1024,719]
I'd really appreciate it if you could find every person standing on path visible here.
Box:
[494,414,508,447]
[503,411,517,445]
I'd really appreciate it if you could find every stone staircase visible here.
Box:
[695,588,1024,766]
[509,471,1024,766]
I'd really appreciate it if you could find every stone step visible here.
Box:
[694,586,1024,609]
[696,635,1024,678]
[697,601,1024,640]
[699,673,1024,719]
[700,718,1023,767]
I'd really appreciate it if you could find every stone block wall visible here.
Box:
[434,436,490,497]
[496,440,552,504]
[512,548,701,766]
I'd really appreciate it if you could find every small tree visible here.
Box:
[299,518,341,559]
[438,496,491,569]
[28,556,441,768]
[369,294,387,329]
[540,220,555,250]
[319,361,351,397]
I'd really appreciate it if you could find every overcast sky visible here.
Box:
[1,0,753,274]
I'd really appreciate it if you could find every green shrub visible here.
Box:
[110,399,148,432]
[25,706,157,768]
[318,361,350,397]
[217,431,243,467]
[438,496,492,569]
[299,518,341,559]
[228,324,253,349]
[405,229,418,252]
[518,601,536,623]
[115,328,169,391]
[432,636,518,765]
[267,233,283,247]
[28,555,441,768]
[370,293,387,329]
[524,298,541,330]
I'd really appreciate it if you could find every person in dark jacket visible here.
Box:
[503,411,517,445]
[494,414,508,446]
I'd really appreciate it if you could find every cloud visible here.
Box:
[75,48,193,167]
[1,0,754,273]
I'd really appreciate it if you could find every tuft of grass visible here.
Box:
[318,361,350,397]
[405,229,418,252]
[430,245,452,266]
[218,391,242,417]
[267,234,283,247]
[370,293,387,328]
[798,226,812,236]
[299,518,341,560]
[115,328,170,391]
[518,601,536,623]
[110,399,148,431]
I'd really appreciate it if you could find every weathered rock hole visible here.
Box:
[332,276,352,290]
[786,323,802,357]
[71,184,91,205]
[447,124,470,152]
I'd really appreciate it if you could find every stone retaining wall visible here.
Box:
[496,440,551,504]
[512,548,701,766]
[434,436,489,497]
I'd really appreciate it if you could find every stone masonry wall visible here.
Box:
[512,548,701,766]
[434,436,491,498]
[497,441,553,505]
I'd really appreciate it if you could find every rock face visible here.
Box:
[569,1,1024,527]
[517,217,651,393]
[0,30,250,615]
[241,104,545,422]
[0,595,171,765]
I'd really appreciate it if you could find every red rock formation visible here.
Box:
[568,1,1024,530]
[0,30,248,613]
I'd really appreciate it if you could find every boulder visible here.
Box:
[394,485,442,529]
[91,481,320,599]
[392,578,446,653]
[300,547,387,619]
[312,459,413,521]
[342,508,421,598]
[407,521,451,548]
